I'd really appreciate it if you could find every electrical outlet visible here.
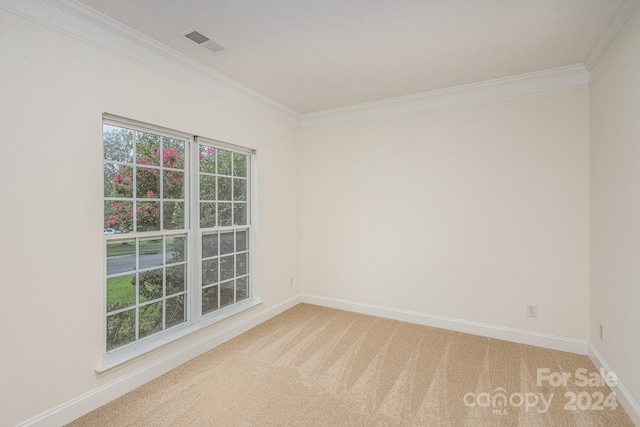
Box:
[599,323,604,340]
[527,304,537,318]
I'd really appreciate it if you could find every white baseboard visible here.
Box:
[16,294,302,427]
[588,343,640,427]
[301,293,589,355]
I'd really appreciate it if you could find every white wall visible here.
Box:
[301,90,590,340]
[0,10,300,426]
[590,28,640,407]
[7,3,637,425]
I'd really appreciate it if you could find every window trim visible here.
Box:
[103,114,192,142]
[100,114,259,373]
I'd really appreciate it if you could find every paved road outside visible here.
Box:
[107,252,173,275]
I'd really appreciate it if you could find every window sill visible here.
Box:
[96,298,263,375]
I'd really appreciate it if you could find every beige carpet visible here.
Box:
[69,304,634,426]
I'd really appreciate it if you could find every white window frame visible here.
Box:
[99,114,260,373]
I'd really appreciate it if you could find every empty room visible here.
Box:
[1,0,640,426]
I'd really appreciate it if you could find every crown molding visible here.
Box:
[300,65,590,128]
[585,0,640,84]
[0,0,302,126]
[0,0,606,130]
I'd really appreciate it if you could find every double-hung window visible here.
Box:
[102,115,254,366]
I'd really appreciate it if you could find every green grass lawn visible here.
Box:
[107,274,137,309]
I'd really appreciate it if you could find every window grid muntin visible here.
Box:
[104,125,187,234]
[105,234,188,352]
[200,228,250,314]
[199,141,251,316]
[198,144,248,229]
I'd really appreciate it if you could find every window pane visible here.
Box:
[233,153,247,177]
[107,274,136,312]
[220,255,234,281]
[163,138,185,169]
[199,146,217,173]
[218,150,232,176]
[104,166,117,198]
[137,132,160,166]
[218,203,232,226]
[139,268,163,302]
[200,174,216,201]
[166,264,185,296]
[104,125,133,163]
[139,301,163,338]
[137,201,161,232]
[105,201,134,234]
[236,253,248,276]
[163,201,184,230]
[220,281,234,308]
[105,164,133,198]
[202,258,218,285]
[136,167,160,199]
[233,203,247,226]
[233,178,246,201]
[202,285,219,314]
[107,309,135,351]
[200,203,216,228]
[236,230,248,252]
[166,295,185,328]
[139,238,163,270]
[202,233,218,258]
[166,236,186,264]
[220,232,234,255]
[106,240,135,275]
[163,170,184,199]
[236,277,248,302]
[218,176,232,201]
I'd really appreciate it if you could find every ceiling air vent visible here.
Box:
[183,29,227,54]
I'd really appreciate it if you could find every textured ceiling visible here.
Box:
[76,0,625,114]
